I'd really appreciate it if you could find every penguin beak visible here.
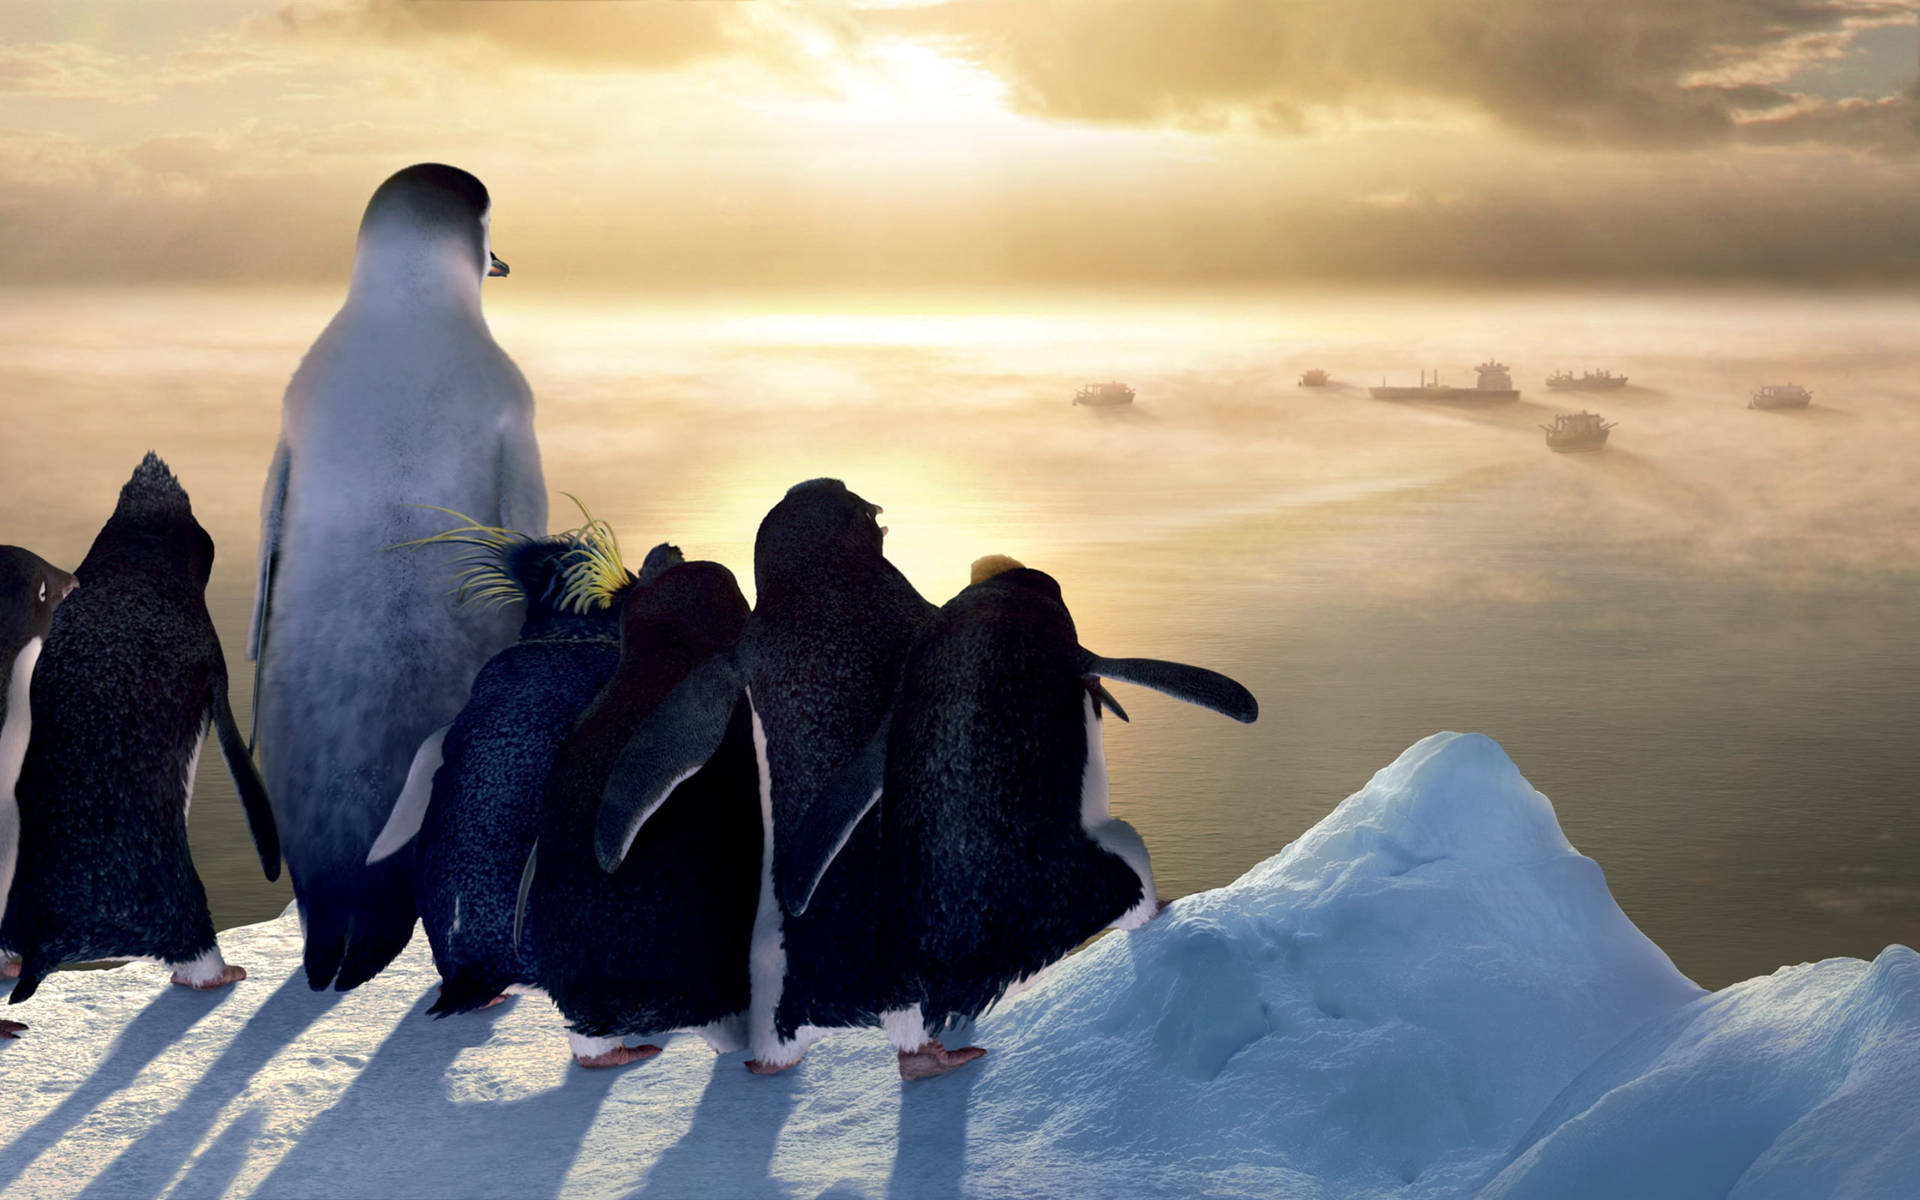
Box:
[61,577,77,599]
[488,252,510,278]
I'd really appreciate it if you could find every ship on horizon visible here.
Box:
[1546,369,1628,390]
[1542,410,1615,452]
[1370,361,1520,401]
[1750,383,1811,410]
[1074,381,1136,407]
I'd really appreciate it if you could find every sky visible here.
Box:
[3,0,1918,287]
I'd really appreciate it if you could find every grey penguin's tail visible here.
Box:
[299,857,418,992]
[425,967,512,1019]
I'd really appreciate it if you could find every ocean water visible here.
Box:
[1,284,1915,989]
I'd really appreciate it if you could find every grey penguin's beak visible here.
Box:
[488,252,510,278]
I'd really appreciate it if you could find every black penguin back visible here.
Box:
[3,455,226,990]
[528,559,761,1038]
[880,568,1146,1032]
[747,479,936,1036]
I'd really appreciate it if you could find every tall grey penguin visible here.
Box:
[1,454,280,1014]
[251,163,546,991]
[806,555,1258,1078]
[594,478,934,1072]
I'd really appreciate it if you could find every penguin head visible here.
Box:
[0,546,75,642]
[352,163,503,297]
[402,498,631,637]
[754,478,887,590]
[621,556,749,656]
[967,554,1063,602]
[78,453,214,588]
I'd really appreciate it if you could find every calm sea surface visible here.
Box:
[2,285,1915,989]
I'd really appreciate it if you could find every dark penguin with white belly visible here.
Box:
[0,546,77,1024]
[363,510,634,1019]
[595,478,934,1071]
[0,454,280,1016]
[805,555,1259,1079]
[518,548,761,1068]
[0,547,76,732]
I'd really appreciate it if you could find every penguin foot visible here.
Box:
[172,963,247,990]
[574,1044,661,1069]
[0,1019,26,1039]
[897,1040,986,1081]
[435,983,508,1009]
[745,1056,801,1075]
[2,959,19,979]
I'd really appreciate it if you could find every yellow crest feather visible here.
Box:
[971,554,1025,585]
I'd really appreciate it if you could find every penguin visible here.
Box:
[807,555,1259,1078]
[0,454,280,1016]
[0,545,76,1008]
[594,478,934,1072]
[0,547,75,733]
[516,546,761,1068]
[250,162,547,991]
[363,507,634,1021]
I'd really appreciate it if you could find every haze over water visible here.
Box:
[2,285,1915,990]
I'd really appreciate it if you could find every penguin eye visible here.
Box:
[38,581,46,603]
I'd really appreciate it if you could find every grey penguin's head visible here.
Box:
[0,545,75,645]
[753,478,887,592]
[352,163,507,294]
[77,452,214,588]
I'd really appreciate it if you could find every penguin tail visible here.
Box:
[299,857,418,992]
[7,956,51,1005]
[426,968,511,1019]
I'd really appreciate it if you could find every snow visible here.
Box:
[2,731,1915,1199]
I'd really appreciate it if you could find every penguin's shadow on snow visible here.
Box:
[254,991,618,1200]
[0,979,236,1194]
[73,974,345,1200]
[626,1056,801,1200]
[885,1025,980,1200]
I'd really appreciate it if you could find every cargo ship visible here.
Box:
[1074,381,1135,407]
[1545,369,1627,390]
[1370,360,1519,401]
[1541,410,1615,452]
[1298,369,1330,387]
[1749,383,1811,410]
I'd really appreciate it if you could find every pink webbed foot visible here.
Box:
[745,1055,801,1075]
[897,1039,986,1081]
[575,1043,662,1069]
[172,963,247,990]
[0,1019,26,1039]
[434,984,509,1009]
[2,959,19,979]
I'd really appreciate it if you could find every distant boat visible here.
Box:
[1370,360,1520,401]
[1073,381,1135,407]
[1298,369,1330,388]
[1542,410,1615,452]
[1546,369,1628,390]
[1750,383,1811,410]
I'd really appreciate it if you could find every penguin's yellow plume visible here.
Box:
[970,554,1025,585]
[555,493,630,614]
[391,507,532,611]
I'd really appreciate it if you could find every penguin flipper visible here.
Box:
[7,954,51,1005]
[595,653,743,872]
[247,439,289,752]
[776,713,887,918]
[211,671,281,882]
[1081,652,1259,724]
[511,840,535,954]
[366,725,449,865]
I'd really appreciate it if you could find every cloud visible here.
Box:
[273,0,757,71]
[873,0,1920,150]
[0,41,155,102]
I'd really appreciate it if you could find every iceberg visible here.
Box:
[1,732,1913,1199]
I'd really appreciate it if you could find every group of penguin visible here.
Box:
[0,164,1259,1078]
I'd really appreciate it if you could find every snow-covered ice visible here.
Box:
[2,732,1914,1198]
